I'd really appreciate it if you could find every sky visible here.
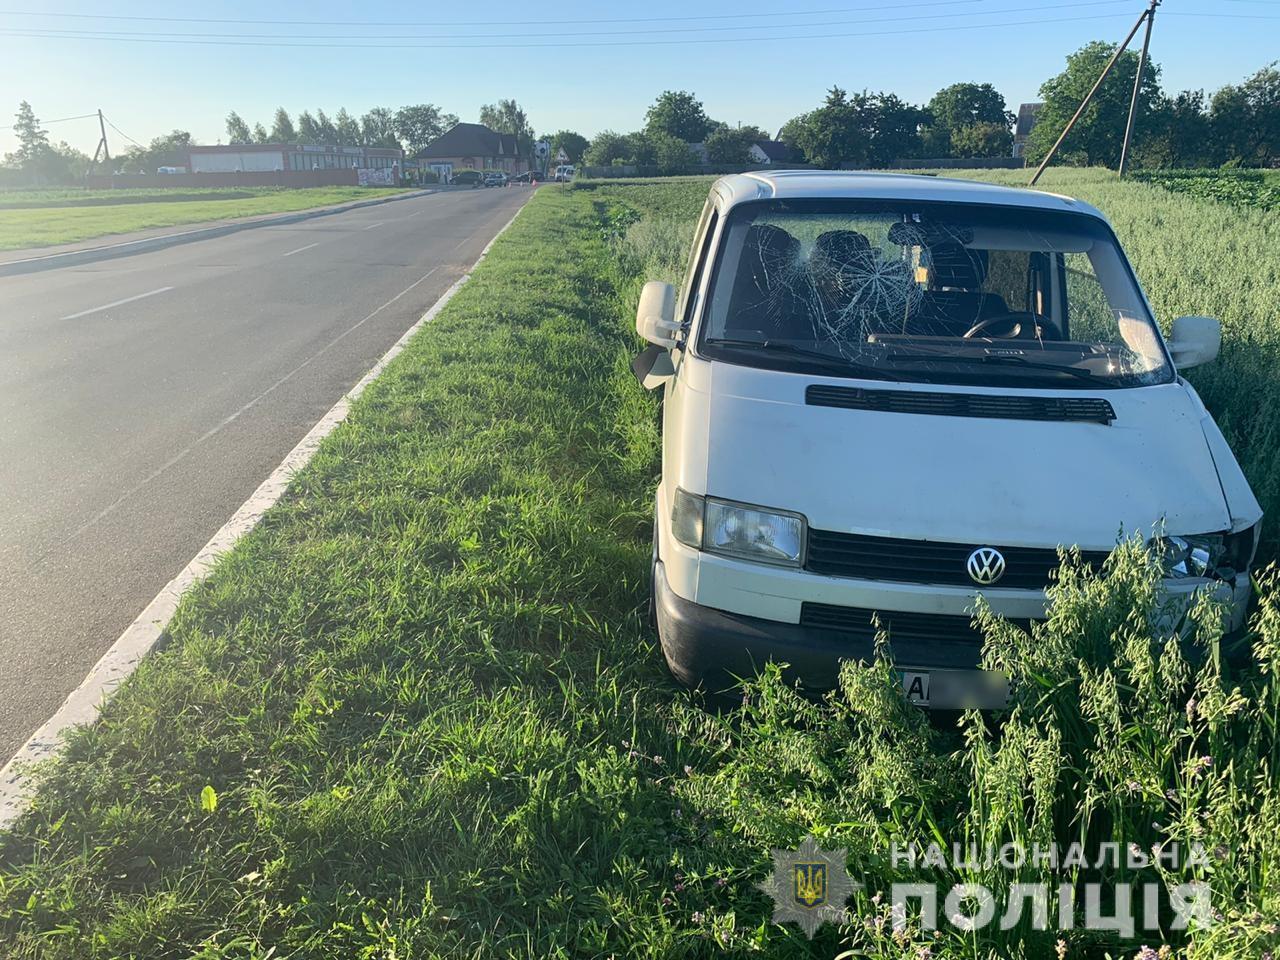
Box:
[1,0,1277,157]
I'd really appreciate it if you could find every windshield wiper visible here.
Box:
[710,339,905,381]
[885,352,1101,381]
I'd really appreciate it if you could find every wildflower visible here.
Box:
[683,764,693,776]
[1134,946,1158,960]
[691,910,705,924]
[1158,947,1172,960]
[871,891,882,905]
[1127,780,1141,793]
[916,948,933,960]
[653,755,664,765]
[673,807,682,819]
[674,881,686,893]
[1185,697,1198,723]
[628,750,639,760]
[1056,938,1068,960]
[716,877,728,887]
[1200,755,1213,768]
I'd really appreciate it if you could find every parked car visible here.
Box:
[554,164,575,182]
[633,170,1259,708]
[451,170,483,187]
[511,170,545,184]
[483,172,508,187]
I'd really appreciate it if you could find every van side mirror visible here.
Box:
[1168,316,1221,369]
[635,281,680,349]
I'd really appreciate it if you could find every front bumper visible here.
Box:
[655,559,984,692]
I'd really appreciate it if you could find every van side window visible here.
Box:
[683,211,719,325]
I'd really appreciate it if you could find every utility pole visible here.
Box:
[1029,1,1154,186]
[90,108,111,172]
[1118,0,1159,178]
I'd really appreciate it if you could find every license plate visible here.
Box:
[900,669,1009,709]
[901,671,931,705]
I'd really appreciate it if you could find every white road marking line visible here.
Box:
[403,208,426,219]
[0,197,534,827]
[60,286,174,320]
[362,221,384,231]
[282,242,320,257]
[453,237,469,250]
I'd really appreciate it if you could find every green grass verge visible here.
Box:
[2,179,1279,959]
[0,187,412,251]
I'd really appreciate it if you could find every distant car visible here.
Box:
[511,171,541,184]
[451,170,483,187]
[483,172,508,187]
[554,164,576,182]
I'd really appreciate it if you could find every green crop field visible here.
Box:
[1,174,1278,959]
[0,186,412,251]
[1133,169,1280,212]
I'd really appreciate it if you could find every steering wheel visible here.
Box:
[963,312,1060,340]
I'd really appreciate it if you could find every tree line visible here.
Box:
[583,50,1276,172]
[221,104,458,156]
[3,41,1275,187]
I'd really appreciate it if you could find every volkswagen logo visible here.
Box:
[967,547,1006,585]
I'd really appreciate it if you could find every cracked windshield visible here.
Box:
[1,1,1278,958]
[703,202,1169,386]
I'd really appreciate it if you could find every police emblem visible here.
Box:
[757,835,859,938]
[793,862,827,908]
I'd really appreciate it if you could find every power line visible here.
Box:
[0,11,1137,50]
[0,0,1136,41]
[102,116,143,148]
[0,112,97,131]
[0,0,1013,28]
[1162,10,1280,17]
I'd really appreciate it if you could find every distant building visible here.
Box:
[186,143,403,173]
[1012,103,1044,158]
[749,140,795,165]
[413,123,529,181]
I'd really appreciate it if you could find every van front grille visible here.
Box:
[804,530,1109,590]
[805,385,1116,425]
[800,603,989,644]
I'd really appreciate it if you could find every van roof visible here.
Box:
[712,170,1106,221]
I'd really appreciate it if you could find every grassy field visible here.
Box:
[1,176,1279,959]
[0,186,412,251]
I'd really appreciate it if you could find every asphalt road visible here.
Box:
[0,185,532,761]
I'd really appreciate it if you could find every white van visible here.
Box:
[633,171,1260,707]
[555,165,575,182]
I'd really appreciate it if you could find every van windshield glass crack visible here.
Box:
[698,199,1171,389]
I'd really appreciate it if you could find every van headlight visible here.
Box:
[1154,526,1257,580]
[1156,534,1224,579]
[670,490,805,567]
